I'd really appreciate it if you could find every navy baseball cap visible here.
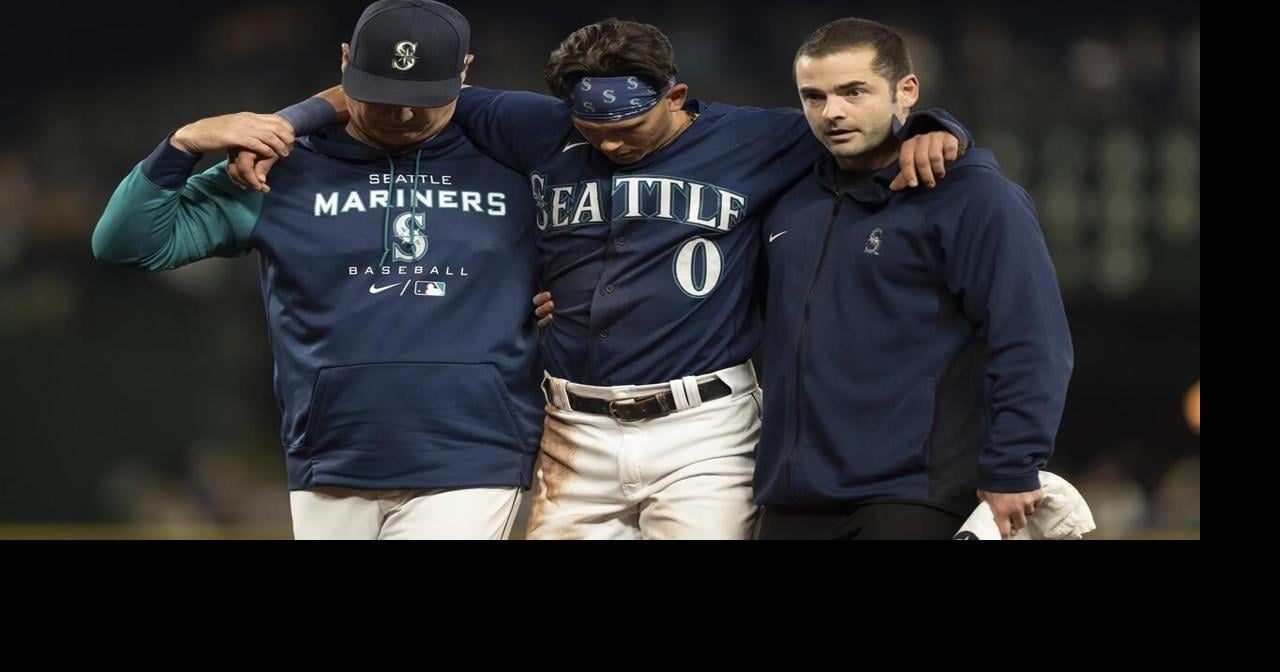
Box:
[343,0,471,108]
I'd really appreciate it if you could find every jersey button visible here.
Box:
[604,284,615,294]
[599,329,609,338]
[615,237,626,247]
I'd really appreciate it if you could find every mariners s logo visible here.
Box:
[392,212,428,262]
[392,41,417,71]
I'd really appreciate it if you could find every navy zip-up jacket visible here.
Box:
[756,148,1073,514]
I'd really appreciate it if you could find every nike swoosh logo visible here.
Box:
[562,141,591,152]
[369,282,404,294]
[769,231,788,243]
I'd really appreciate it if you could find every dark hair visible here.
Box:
[795,18,913,90]
[545,18,679,99]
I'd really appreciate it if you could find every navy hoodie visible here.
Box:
[93,123,543,491]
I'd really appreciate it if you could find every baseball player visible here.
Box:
[235,18,968,540]
[92,0,543,540]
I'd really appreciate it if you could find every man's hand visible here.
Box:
[978,489,1045,539]
[171,112,295,160]
[228,151,280,193]
[227,86,348,193]
[533,291,554,328]
[889,130,962,191]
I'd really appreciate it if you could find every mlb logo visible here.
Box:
[415,281,446,297]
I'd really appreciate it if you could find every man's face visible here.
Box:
[342,43,456,150]
[570,84,689,165]
[794,48,917,168]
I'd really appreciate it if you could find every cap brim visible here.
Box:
[343,65,461,108]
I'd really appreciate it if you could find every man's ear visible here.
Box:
[667,83,689,110]
[461,53,475,84]
[896,73,919,111]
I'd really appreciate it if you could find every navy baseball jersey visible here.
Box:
[453,86,966,386]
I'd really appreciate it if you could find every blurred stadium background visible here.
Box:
[0,0,1198,539]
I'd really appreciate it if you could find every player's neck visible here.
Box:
[652,110,698,155]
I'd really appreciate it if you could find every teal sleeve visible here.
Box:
[93,153,264,271]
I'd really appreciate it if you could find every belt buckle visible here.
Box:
[607,396,645,422]
[607,392,674,422]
